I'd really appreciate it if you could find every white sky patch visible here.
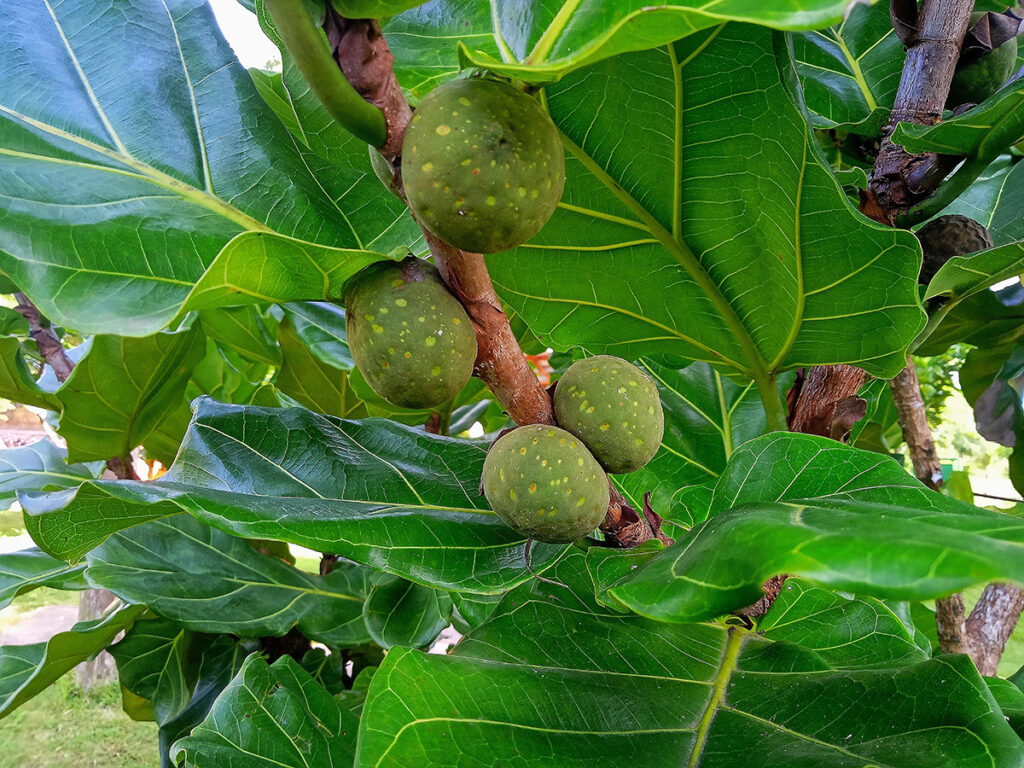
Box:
[207,0,280,70]
[991,276,1020,292]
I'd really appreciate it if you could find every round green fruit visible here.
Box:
[345,258,477,408]
[947,14,1018,108]
[402,78,566,254]
[553,356,664,474]
[482,425,609,543]
[915,214,993,285]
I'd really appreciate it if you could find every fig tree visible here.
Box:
[402,78,565,254]
[482,425,609,544]
[345,258,477,408]
[554,356,664,474]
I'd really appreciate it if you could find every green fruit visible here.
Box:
[947,13,1018,107]
[553,356,664,474]
[482,425,609,543]
[915,214,993,285]
[402,78,566,254]
[345,258,477,408]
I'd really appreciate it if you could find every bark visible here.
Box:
[889,358,942,490]
[864,0,976,224]
[76,589,118,691]
[14,293,74,382]
[789,365,868,439]
[966,583,1024,676]
[935,592,971,656]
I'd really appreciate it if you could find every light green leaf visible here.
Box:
[0,337,60,410]
[924,241,1024,302]
[86,514,371,646]
[459,2,850,84]
[0,604,146,719]
[0,547,87,611]
[608,432,1024,622]
[276,315,367,418]
[56,325,206,462]
[199,307,281,367]
[23,399,563,592]
[0,438,103,508]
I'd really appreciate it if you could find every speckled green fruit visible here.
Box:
[947,14,1018,107]
[402,78,565,254]
[554,356,664,474]
[345,258,476,409]
[482,425,609,544]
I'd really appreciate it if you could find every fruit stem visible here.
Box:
[898,153,996,227]
[264,0,387,148]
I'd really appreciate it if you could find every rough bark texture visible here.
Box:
[864,0,976,224]
[966,583,1024,676]
[14,292,74,382]
[935,592,971,656]
[789,365,868,439]
[889,358,943,490]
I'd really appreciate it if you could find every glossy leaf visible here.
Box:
[363,574,452,649]
[0,0,401,337]
[23,398,564,592]
[489,25,924,396]
[357,552,1023,768]
[0,337,60,411]
[275,315,367,418]
[458,2,850,84]
[614,360,787,528]
[759,578,929,669]
[917,281,1024,357]
[0,604,146,718]
[85,514,371,646]
[109,617,198,725]
[199,307,281,367]
[893,78,1024,159]
[608,432,1024,622]
[281,301,353,370]
[791,1,903,131]
[0,547,87,611]
[171,653,359,768]
[0,438,103,508]
[925,242,1024,303]
[56,326,205,462]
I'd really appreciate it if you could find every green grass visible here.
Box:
[0,677,158,768]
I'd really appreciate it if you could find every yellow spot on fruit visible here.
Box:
[452,317,462,324]
[421,162,434,172]
[541,460,548,467]
[509,489,516,500]
[586,407,595,414]
[404,351,411,359]
[395,298,407,307]
[486,196,496,206]
[425,337,436,347]
[459,97,470,106]
[518,187,526,197]
[436,125,451,136]
[600,423,610,431]
[577,458,584,466]
[431,365,441,376]
[529,483,537,493]
[531,189,539,198]
[499,468,505,481]
[636,438,645,445]
[461,158,472,166]
[372,324,384,334]
[577,497,586,507]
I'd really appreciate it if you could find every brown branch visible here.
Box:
[966,583,1024,676]
[789,365,868,439]
[889,358,942,490]
[864,0,976,224]
[14,292,74,383]
[935,592,971,655]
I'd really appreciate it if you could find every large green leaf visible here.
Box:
[275,315,366,418]
[0,337,60,411]
[608,432,1024,622]
[759,578,930,669]
[791,1,903,131]
[23,398,564,592]
[171,653,359,768]
[893,78,1024,160]
[613,360,786,528]
[925,241,1024,303]
[56,325,206,462]
[917,282,1024,357]
[280,301,353,370]
[0,438,103,508]
[109,617,199,725]
[0,604,146,718]
[199,307,281,367]
[357,552,1024,768]
[489,25,924,403]
[939,157,1024,247]
[85,514,371,646]
[0,547,87,611]
[458,2,850,84]
[0,0,402,337]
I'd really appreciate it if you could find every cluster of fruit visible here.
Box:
[346,77,663,545]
